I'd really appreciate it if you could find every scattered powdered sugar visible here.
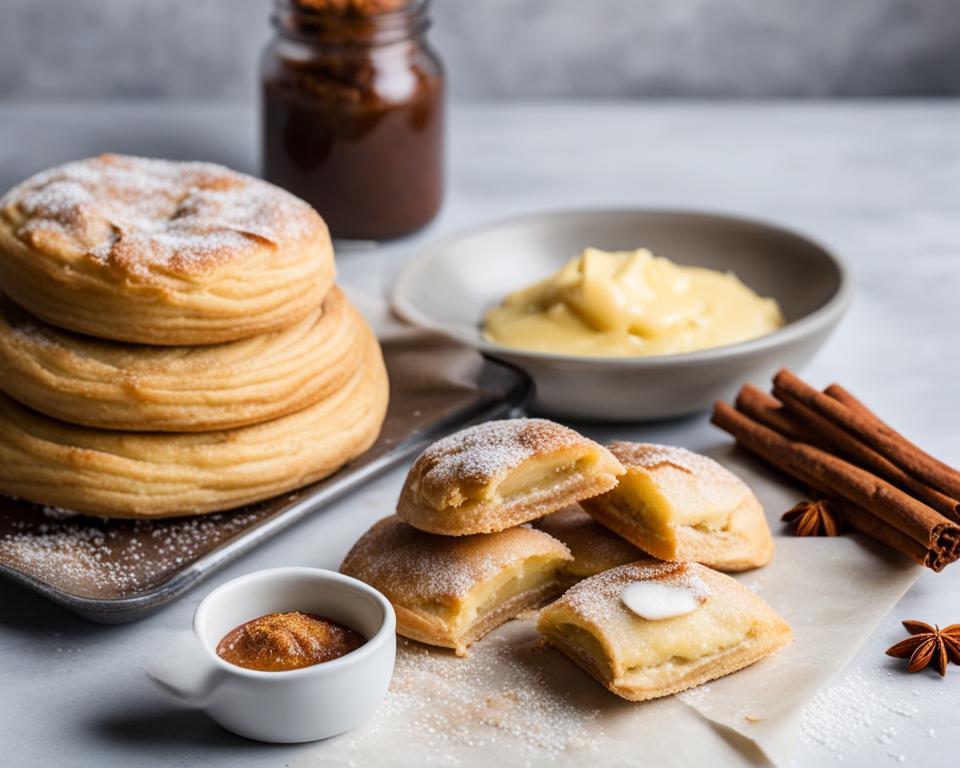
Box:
[326,633,603,765]
[676,683,712,709]
[341,516,569,600]
[2,154,318,275]
[7,317,61,348]
[799,667,921,761]
[41,506,78,520]
[0,505,267,598]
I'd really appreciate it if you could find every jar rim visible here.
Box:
[270,0,431,45]
[272,0,429,21]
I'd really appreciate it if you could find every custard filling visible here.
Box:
[548,617,757,681]
[616,467,737,536]
[543,594,755,678]
[414,555,563,632]
[441,452,600,510]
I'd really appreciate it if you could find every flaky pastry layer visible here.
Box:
[0,287,362,431]
[0,312,388,518]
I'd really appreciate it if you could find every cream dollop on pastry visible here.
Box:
[620,580,704,620]
[341,515,572,656]
[581,442,774,571]
[397,419,624,536]
[537,561,792,701]
[535,505,644,584]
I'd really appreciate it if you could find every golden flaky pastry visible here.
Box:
[537,561,792,701]
[0,287,362,432]
[0,154,335,345]
[341,516,572,656]
[0,317,387,518]
[535,505,645,585]
[397,418,624,536]
[581,442,774,571]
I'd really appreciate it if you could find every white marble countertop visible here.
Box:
[0,100,958,767]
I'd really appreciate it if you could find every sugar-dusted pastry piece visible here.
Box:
[397,418,624,536]
[535,505,646,585]
[341,516,572,655]
[581,442,774,571]
[537,561,792,701]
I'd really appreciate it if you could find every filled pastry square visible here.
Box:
[537,561,791,701]
[535,505,645,585]
[581,442,773,571]
[397,418,624,536]
[341,516,573,655]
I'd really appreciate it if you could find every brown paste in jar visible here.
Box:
[262,0,444,240]
[216,611,366,672]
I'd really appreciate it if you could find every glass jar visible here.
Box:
[261,0,445,240]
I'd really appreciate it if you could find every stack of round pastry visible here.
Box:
[0,154,388,518]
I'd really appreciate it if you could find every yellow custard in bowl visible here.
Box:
[483,247,784,357]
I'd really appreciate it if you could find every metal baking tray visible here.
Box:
[0,333,532,622]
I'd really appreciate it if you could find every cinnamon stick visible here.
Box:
[735,384,810,442]
[711,401,960,566]
[740,437,948,570]
[765,377,960,520]
[774,370,960,505]
[766,453,940,569]
[830,498,945,570]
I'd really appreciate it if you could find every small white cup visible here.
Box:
[147,567,396,743]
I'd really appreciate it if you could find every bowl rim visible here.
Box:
[192,566,396,681]
[391,207,853,367]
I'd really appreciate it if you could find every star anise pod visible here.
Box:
[781,499,841,537]
[885,620,960,676]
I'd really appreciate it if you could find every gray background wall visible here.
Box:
[1,0,959,100]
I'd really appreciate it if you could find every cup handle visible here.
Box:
[147,632,225,707]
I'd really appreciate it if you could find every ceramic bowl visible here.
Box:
[392,209,852,421]
[147,567,395,743]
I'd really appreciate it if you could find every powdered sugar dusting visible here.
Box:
[799,667,922,762]
[341,516,570,601]
[0,504,267,598]
[41,505,78,520]
[1,154,319,275]
[609,441,741,487]
[410,418,591,507]
[324,633,603,764]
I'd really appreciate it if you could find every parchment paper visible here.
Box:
[290,440,920,768]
